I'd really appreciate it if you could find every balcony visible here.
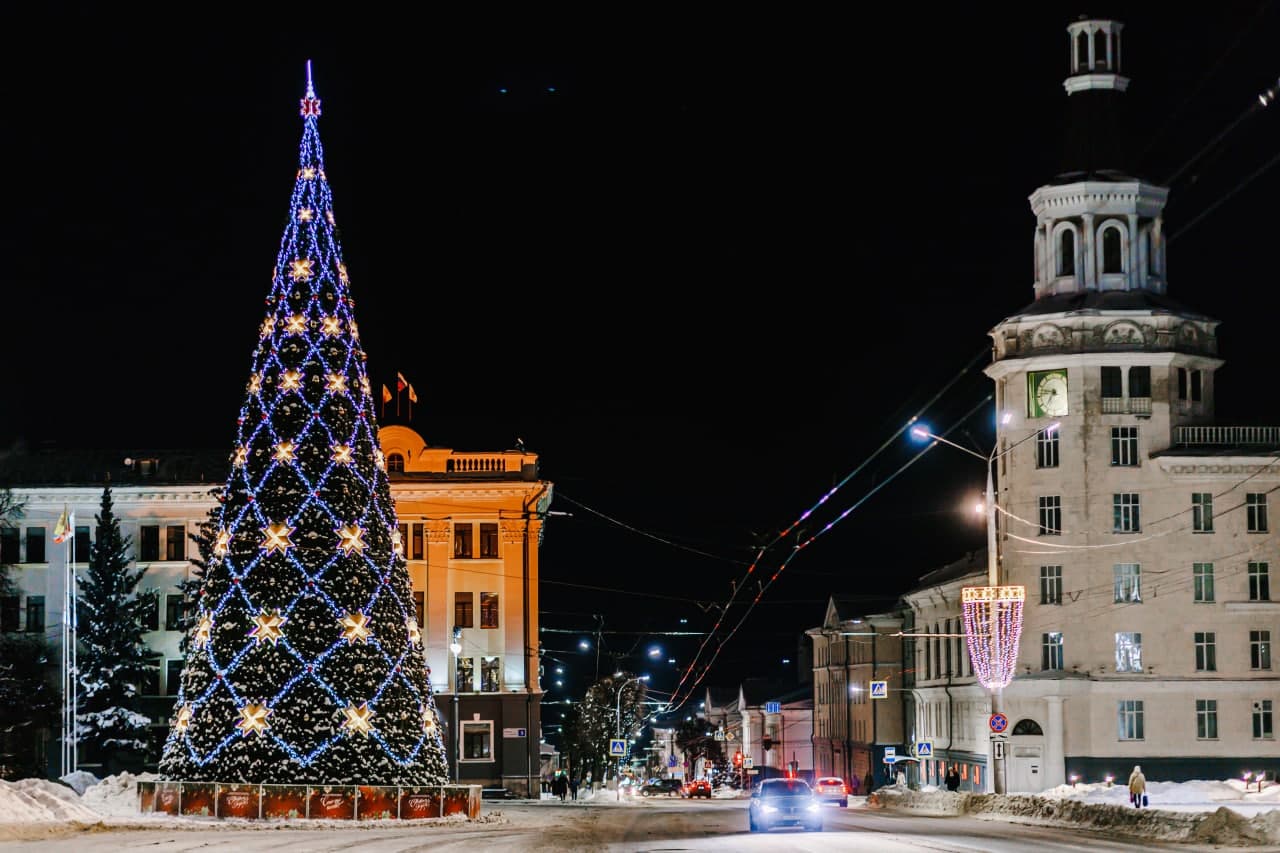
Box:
[1101,396,1151,415]
[1173,426,1280,447]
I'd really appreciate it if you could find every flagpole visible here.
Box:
[60,532,67,778]
[71,532,78,774]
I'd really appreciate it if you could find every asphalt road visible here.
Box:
[2,796,1277,851]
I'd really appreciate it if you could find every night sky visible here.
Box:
[5,4,1280,712]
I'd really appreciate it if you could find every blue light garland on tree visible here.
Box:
[157,64,448,785]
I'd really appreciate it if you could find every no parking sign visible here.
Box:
[989,713,1009,734]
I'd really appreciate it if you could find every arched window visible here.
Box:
[387,453,405,473]
[1012,718,1044,736]
[1058,229,1075,276]
[1102,227,1123,273]
[1094,30,1108,69]
[1076,31,1089,70]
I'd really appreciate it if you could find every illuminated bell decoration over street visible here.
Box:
[175,705,193,734]
[342,702,374,737]
[339,611,372,644]
[961,585,1026,689]
[237,703,272,737]
[249,609,288,646]
[260,522,295,554]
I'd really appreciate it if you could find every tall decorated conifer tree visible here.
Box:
[158,66,448,785]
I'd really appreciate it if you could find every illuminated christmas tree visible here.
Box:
[157,65,448,785]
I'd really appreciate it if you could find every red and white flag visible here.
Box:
[396,372,408,393]
[52,506,74,544]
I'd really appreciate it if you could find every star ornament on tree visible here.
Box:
[331,443,353,466]
[421,704,437,734]
[260,316,276,338]
[407,618,421,646]
[279,369,303,391]
[289,258,315,281]
[300,94,322,118]
[232,446,248,467]
[237,703,272,737]
[261,522,296,555]
[273,440,297,463]
[341,702,374,737]
[250,609,288,646]
[194,613,213,649]
[391,527,404,557]
[337,523,366,555]
[213,528,232,557]
[337,262,349,284]
[326,373,347,394]
[247,373,262,394]
[299,166,317,180]
[320,316,342,337]
[175,704,193,734]
[298,207,314,222]
[339,611,372,644]
[286,314,308,334]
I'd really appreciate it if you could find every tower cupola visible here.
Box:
[1064,18,1127,94]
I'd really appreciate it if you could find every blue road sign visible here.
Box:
[916,741,933,758]
[609,738,627,757]
[765,701,781,714]
[668,754,677,767]
[869,680,888,699]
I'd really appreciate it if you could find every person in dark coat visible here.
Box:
[945,767,961,792]
[569,776,579,800]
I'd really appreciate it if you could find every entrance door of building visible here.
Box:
[1007,718,1046,793]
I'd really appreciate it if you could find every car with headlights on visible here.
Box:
[748,778,823,832]
[814,776,849,807]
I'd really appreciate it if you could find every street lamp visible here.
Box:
[909,418,1058,795]
[615,674,650,800]
[450,626,462,783]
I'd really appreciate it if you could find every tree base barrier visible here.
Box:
[136,781,482,820]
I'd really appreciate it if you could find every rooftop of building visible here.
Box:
[906,548,988,596]
[1003,289,1215,321]
[0,442,227,488]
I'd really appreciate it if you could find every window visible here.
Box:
[1191,370,1203,402]
[1114,564,1142,603]
[1036,429,1059,468]
[1038,496,1062,535]
[461,720,493,761]
[1193,563,1215,602]
[1042,632,1064,671]
[1128,366,1151,398]
[1040,565,1062,605]
[455,656,474,693]
[1113,493,1140,532]
[140,591,159,631]
[1250,562,1271,602]
[1196,699,1218,740]
[1192,494,1213,533]
[411,523,424,560]
[166,525,185,561]
[1102,226,1123,273]
[24,528,45,563]
[0,528,17,564]
[454,524,473,558]
[1118,700,1144,740]
[1254,700,1274,740]
[1115,632,1143,672]
[480,656,500,692]
[74,526,90,562]
[1251,630,1272,670]
[1194,632,1217,672]
[479,523,499,558]
[1058,229,1075,276]
[165,594,184,631]
[1111,427,1138,466]
[480,592,499,629]
[25,596,45,633]
[1177,368,1188,400]
[139,525,160,562]
[387,453,405,473]
[1247,494,1269,533]
[1177,367,1203,402]
[413,590,425,628]
[166,660,183,696]
[0,596,19,632]
[1101,366,1123,399]
[140,667,159,697]
[454,592,474,628]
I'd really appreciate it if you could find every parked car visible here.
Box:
[748,778,823,833]
[640,779,684,797]
[683,778,712,798]
[814,776,849,807]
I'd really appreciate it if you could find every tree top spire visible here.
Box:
[301,60,321,118]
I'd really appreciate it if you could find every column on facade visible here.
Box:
[426,520,452,688]
[500,520,527,689]
[1126,213,1139,289]
[1045,696,1066,789]
[1081,213,1096,289]
[1152,216,1164,279]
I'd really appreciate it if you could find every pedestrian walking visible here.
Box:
[945,767,961,792]
[570,776,579,800]
[555,771,568,802]
[850,775,860,796]
[1128,764,1147,808]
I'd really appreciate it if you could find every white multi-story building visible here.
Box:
[981,16,1280,790]
[0,426,551,795]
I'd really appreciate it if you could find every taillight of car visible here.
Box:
[843,785,849,794]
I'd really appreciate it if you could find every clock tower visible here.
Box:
[981,16,1241,793]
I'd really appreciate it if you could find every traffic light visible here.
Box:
[733,752,743,766]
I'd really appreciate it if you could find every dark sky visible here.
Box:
[5,4,1280,711]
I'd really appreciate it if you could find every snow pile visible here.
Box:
[873,787,1280,846]
[59,771,100,796]
[81,772,158,817]
[0,778,103,827]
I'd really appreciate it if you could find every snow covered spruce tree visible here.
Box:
[158,67,448,785]
[77,482,159,768]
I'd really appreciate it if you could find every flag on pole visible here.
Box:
[381,384,392,404]
[408,385,418,404]
[396,372,408,393]
[53,506,74,543]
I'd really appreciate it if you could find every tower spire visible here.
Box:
[301,61,321,119]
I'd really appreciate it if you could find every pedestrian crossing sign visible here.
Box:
[609,739,627,757]
[869,680,888,699]
[916,740,933,758]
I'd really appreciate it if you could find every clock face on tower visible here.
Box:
[1028,369,1069,418]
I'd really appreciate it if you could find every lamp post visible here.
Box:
[615,674,649,800]
[909,418,1058,795]
[450,625,462,783]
